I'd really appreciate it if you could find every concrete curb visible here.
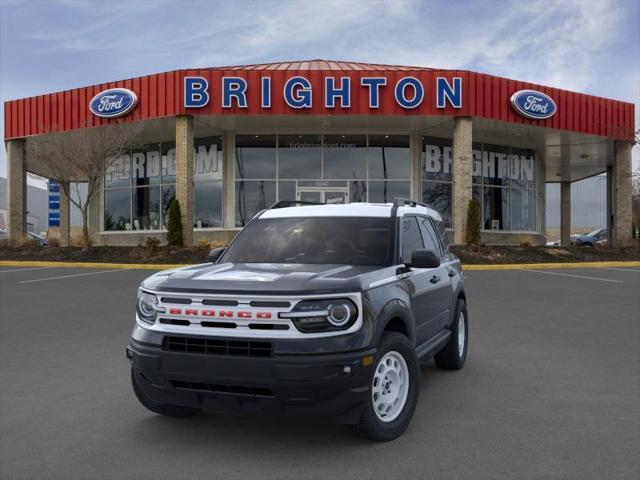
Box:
[0,260,187,270]
[1,260,639,271]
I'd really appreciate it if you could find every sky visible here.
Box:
[0,0,638,181]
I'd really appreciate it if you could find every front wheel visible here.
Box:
[434,298,468,370]
[352,332,419,442]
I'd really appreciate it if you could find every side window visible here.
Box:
[434,219,450,253]
[418,217,442,257]
[401,216,424,264]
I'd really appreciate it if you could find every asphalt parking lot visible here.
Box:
[1,265,639,480]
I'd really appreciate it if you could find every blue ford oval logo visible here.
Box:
[89,88,138,118]
[510,89,556,120]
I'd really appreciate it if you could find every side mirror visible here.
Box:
[409,249,440,269]
[208,247,226,263]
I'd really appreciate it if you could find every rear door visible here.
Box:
[400,215,442,344]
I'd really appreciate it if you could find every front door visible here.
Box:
[296,187,349,204]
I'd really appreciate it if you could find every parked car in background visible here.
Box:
[27,231,48,246]
[0,230,48,246]
[572,229,607,247]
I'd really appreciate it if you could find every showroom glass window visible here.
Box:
[103,136,223,231]
[422,137,536,232]
[194,136,223,228]
[422,137,453,227]
[235,134,411,227]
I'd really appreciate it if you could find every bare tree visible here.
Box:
[27,121,144,250]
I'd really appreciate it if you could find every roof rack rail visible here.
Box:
[269,200,325,209]
[392,197,431,208]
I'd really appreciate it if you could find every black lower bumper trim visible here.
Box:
[128,337,375,423]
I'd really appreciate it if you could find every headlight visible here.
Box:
[280,298,358,333]
[136,290,164,324]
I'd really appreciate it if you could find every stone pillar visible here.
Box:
[59,182,70,247]
[410,133,422,201]
[222,133,236,229]
[175,115,194,246]
[560,181,571,246]
[452,117,473,245]
[611,141,633,247]
[606,165,613,243]
[6,139,27,244]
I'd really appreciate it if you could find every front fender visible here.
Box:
[363,283,415,347]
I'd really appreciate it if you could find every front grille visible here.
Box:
[171,380,274,397]
[163,336,272,357]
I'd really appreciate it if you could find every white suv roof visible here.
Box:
[260,202,443,222]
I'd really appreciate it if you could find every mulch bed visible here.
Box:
[1,243,638,265]
[451,245,640,264]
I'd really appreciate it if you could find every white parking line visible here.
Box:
[527,269,624,283]
[598,267,640,273]
[0,266,56,273]
[18,269,124,284]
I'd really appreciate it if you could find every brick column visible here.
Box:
[6,139,27,244]
[452,117,473,244]
[222,133,236,229]
[560,181,571,246]
[59,182,71,246]
[175,116,194,246]
[611,141,633,247]
[410,133,422,201]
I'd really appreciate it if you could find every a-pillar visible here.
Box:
[175,115,194,246]
[59,181,71,246]
[560,181,571,246]
[610,141,633,247]
[452,117,473,244]
[6,139,27,244]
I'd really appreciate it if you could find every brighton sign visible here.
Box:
[510,89,557,120]
[183,75,463,110]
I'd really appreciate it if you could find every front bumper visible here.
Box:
[127,333,376,424]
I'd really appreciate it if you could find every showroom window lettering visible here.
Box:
[422,136,537,232]
[104,137,223,232]
[105,143,220,182]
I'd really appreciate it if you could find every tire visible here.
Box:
[352,332,420,442]
[434,298,468,370]
[131,369,201,418]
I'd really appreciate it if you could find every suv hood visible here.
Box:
[141,262,396,295]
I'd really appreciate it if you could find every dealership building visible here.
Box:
[3,60,635,246]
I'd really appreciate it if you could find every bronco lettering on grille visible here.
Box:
[166,308,272,319]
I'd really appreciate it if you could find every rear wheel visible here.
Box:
[434,299,468,370]
[352,332,419,442]
[131,369,201,418]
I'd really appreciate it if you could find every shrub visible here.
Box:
[144,236,161,256]
[519,241,532,247]
[465,199,481,246]
[48,237,61,248]
[166,200,183,247]
[196,239,214,251]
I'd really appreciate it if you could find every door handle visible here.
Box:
[430,275,441,284]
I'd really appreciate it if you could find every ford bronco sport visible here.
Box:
[127,199,469,441]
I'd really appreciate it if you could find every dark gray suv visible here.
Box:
[127,199,469,441]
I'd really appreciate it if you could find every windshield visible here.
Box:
[587,229,603,237]
[221,217,394,265]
